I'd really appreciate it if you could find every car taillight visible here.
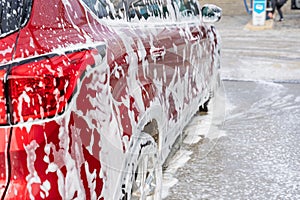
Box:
[0,46,105,125]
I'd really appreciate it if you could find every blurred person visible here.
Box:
[267,0,274,19]
[270,0,288,21]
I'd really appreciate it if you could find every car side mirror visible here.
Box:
[202,4,222,23]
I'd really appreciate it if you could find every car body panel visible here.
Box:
[0,0,221,199]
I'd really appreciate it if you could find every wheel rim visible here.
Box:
[131,153,158,200]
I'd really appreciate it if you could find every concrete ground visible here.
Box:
[216,14,300,82]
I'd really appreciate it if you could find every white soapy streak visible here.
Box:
[54,107,86,199]
[84,161,97,199]
[24,140,41,200]
[40,180,51,198]
[15,91,31,123]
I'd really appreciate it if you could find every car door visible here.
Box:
[155,0,212,121]
[124,0,185,131]
[120,0,212,161]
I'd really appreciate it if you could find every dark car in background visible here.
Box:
[0,0,221,199]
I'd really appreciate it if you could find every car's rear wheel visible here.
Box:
[121,132,162,200]
[131,147,160,199]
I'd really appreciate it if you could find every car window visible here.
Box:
[82,0,130,20]
[172,0,199,18]
[82,0,112,19]
[128,0,170,20]
[0,0,33,37]
[82,0,171,21]
[82,0,200,22]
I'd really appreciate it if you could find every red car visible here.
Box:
[0,0,221,199]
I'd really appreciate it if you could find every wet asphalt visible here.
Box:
[164,14,300,200]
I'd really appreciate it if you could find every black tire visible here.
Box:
[199,99,209,113]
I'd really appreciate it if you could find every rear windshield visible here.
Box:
[0,0,32,37]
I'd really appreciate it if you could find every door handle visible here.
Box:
[150,46,166,58]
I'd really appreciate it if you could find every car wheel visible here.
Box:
[121,132,162,200]
[199,99,209,113]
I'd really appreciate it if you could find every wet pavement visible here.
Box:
[163,14,300,199]
[164,81,300,199]
[218,15,300,82]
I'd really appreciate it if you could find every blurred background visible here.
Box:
[201,0,300,16]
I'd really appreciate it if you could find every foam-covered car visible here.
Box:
[0,0,221,199]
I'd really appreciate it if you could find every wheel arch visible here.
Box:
[136,104,167,153]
